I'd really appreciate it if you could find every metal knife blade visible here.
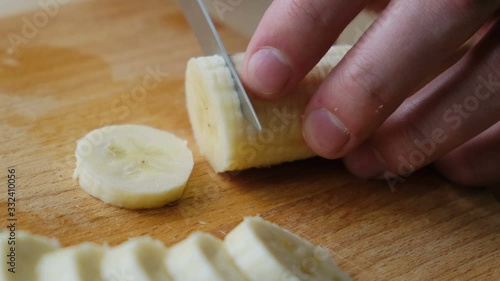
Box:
[178,0,262,131]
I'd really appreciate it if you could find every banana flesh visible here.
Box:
[185,45,352,172]
[37,243,105,281]
[165,232,248,281]
[0,231,59,281]
[101,237,171,281]
[74,124,194,209]
[224,217,352,281]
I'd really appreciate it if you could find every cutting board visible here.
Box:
[0,0,499,280]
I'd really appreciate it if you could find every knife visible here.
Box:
[178,0,262,131]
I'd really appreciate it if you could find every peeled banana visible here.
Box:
[0,231,59,281]
[186,45,351,172]
[73,124,194,209]
[224,217,352,281]
[165,232,248,281]
[37,243,105,281]
[102,237,171,281]
[10,217,351,280]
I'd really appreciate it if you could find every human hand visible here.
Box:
[241,0,500,186]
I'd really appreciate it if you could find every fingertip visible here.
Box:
[303,108,350,159]
[241,0,361,99]
[244,47,292,99]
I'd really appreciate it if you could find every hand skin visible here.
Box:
[241,0,500,187]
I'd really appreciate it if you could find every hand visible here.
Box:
[241,0,500,186]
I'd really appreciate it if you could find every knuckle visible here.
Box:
[386,117,432,173]
[288,0,329,30]
[377,112,444,175]
[401,113,434,147]
[337,51,390,110]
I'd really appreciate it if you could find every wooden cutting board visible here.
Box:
[0,0,499,280]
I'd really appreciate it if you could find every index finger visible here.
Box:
[241,0,370,99]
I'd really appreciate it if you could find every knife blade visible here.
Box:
[178,0,262,131]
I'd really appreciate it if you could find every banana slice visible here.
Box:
[224,217,352,281]
[0,231,60,281]
[37,243,104,281]
[101,237,172,281]
[165,232,248,281]
[185,45,351,172]
[74,124,194,209]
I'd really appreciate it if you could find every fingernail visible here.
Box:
[303,108,350,158]
[247,48,291,96]
[343,143,386,179]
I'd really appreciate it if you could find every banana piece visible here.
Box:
[37,243,104,281]
[185,45,351,172]
[74,124,194,209]
[101,237,172,281]
[224,217,352,281]
[165,232,248,281]
[0,231,60,281]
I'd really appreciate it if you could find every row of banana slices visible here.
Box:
[0,217,351,281]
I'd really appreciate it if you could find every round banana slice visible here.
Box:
[74,124,194,209]
[165,232,248,281]
[0,231,59,281]
[37,243,104,281]
[102,237,171,281]
[224,217,352,281]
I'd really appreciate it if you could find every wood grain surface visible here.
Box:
[0,0,499,280]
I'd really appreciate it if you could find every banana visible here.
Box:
[37,243,104,281]
[165,232,248,281]
[185,45,351,172]
[224,217,352,281]
[0,231,60,281]
[73,124,194,209]
[3,218,351,281]
[101,237,172,281]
